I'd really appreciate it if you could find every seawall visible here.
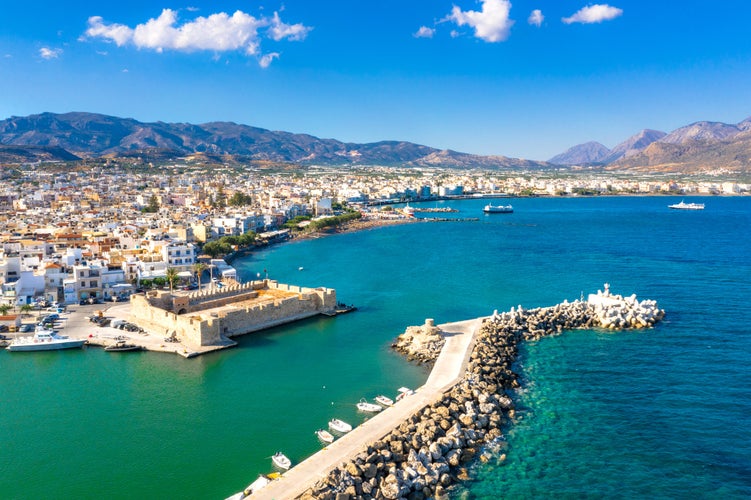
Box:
[240,287,664,499]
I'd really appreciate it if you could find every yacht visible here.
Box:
[6,329,86,352]
[483,204,513,214]
[668,200,704,210]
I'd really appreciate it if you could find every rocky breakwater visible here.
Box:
[391,318,446,365]
[299,287,663,500]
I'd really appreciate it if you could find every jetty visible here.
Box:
[234,285,664,500]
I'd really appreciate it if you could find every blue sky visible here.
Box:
[1,1,750,160]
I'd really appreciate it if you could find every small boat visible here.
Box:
[483,204,513,214]
[104,341,143,352]
[668,200,704,210]
[395,387,415,402]
[328,418,352,434]
[315,428,335,443]
[271,452,291,470]
[6,328,86,352]
[356,398,383,413]
[374,395,394,407]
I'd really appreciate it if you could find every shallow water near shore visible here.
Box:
[1,196,750,499]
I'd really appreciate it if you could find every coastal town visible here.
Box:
[0,161,746,319]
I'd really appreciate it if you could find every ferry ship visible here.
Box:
[483,204,513,214]
[668,200,704,210]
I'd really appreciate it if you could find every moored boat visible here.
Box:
[395,386,415,401]
[668,200,705,210]
[328,418,352,433]
[6,328,86,352]
[104,341,143,352]
[315,428,335,443]
[374,395,394,407]
[271,452,291,470]
[356,398,383,413]
[483,204,513,214]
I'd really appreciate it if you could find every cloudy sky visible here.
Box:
[1,1,750,160]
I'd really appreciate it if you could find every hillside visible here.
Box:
[0,112,551,169]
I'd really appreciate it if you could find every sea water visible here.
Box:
[1,196,749,499]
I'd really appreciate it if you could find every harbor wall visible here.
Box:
[296,288,664,499]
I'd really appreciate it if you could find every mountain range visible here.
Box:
[0,111,749,173]
[550,118,751,173]
[0,112,550,170]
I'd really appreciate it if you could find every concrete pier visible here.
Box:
[248,317,484,500]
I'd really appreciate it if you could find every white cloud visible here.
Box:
[39,47,62,59]
[258,52,279,68]
[268,12,311,41]
[562,4,623,24]
[448,0,514,43]
[414,26,435,38]
[528,9,544,27]
[83,8,311,67]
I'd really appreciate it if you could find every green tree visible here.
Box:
[20,304,33,317]
[165,267,179,294]
[192,262,207,290]
[0,303,11,316]
[141,194,160,213]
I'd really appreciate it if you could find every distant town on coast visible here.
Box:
[0,110,749,326]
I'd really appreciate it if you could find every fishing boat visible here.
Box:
[374,395,394,407]
[315,428,335,443]
[271,452,291,470]
[328,418,352,433]
[356,398,383,413]
[483,204,513,214]
[395,387,415,402]
[668,200,704,210]
[227,473,274,500]
[104,341,143,352]
[6,328,86,352]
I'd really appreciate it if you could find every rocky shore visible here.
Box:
[298,288,664,500]
[390,319,446,365]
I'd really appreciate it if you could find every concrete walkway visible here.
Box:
[247,316,484,500]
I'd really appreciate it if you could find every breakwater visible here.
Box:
[295,287,663,500]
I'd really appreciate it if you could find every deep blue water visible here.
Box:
[1,196,749,499]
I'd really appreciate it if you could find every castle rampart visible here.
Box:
[129,279,336,349]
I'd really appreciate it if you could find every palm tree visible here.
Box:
[165,267,179,295]
[0,303,11,316]
[192,262,207,290]
[19,304,33,317]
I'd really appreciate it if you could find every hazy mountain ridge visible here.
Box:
[550,117,751,173]
[0,112,551,169]
[548,141,610,165]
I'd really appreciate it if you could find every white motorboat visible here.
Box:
[226,474,272,500]
[328,418,352,434]
[6,328,86,352]
[374,395,394,407]
[271,452,291,470]
[483,204,513,214]
[356,398,383,413]
[315,428,335,443]
[668,200,704,210]
[395,387,415,401]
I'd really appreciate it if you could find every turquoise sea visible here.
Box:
[1,196,750,499]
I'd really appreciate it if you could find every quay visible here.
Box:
[248,317,484,500]
[233,285,664,499]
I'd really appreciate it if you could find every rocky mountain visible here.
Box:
[659,120,744,144]
[548,141,610,166]
[0,145,80,164]
[0,112,552,169]
[602,129,666,164]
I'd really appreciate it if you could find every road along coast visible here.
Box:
[237,286,664,500]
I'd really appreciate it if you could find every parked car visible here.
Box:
[19,324,35,333]
[0,324,8,332]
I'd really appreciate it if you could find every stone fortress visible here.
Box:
[129,279,337,349]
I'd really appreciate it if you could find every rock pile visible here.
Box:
[299,289,663,500]
[391,318,446,365]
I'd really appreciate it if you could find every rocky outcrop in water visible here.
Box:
[299,289,664,499]
[391,318,446,365]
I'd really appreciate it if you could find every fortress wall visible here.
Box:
[130,281,338,347]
